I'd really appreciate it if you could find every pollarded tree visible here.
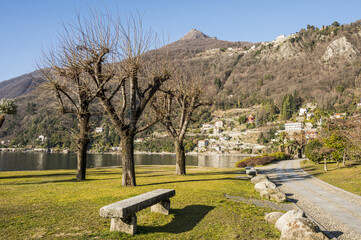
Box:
[0,99,17,128]
[73,13,172,186]
[152,63,210,175]
[39,12,117,181]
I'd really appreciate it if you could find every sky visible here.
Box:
[1,0,361,82]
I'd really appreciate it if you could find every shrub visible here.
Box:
[305,139,323,163]
[269,151,290,160]
[235,151,291,168]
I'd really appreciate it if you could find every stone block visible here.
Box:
[151,199,170,215]
[110,214,137,235]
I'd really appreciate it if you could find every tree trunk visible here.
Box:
[342,151,346,166]
[324,157,328,171]
[121,133,136,186]
[175,140,186,175]
[0,115,5,128]
[76,114,90,181]
[298,148,302,158]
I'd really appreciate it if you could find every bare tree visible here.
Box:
[0,99,17,128]
[152,63,209,175]
[68,12,172,186]
[39,12,117,181]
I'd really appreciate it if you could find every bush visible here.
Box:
[305,139,323,163]
[235,151,291,168]
[269,151,290,160]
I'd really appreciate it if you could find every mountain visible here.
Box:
[0,71,44,99]
[163,29,253,58]
[179,28,215,40]
[2,21,361,144]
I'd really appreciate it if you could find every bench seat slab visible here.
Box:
[100,189,175,219]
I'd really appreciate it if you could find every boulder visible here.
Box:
[265,212,284,224]
[275,209,305,232]
[260,189,287,203]
[251,175,269,184]
[280,217,318,240]
[255,181,276,193]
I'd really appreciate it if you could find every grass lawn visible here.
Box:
[301,160,361,196]
[0,166,281,239]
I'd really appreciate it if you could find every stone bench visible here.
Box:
[99,189,176,235]
[245,167,257,176]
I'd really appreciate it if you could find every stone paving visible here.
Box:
[260,159,361,240]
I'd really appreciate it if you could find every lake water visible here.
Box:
[0,152,248,172]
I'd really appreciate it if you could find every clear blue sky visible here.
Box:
[1,0,361,82]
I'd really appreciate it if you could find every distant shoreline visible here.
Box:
[0,148,255,157]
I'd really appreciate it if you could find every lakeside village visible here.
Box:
[1,101,358,156]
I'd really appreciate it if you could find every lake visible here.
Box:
[0,152,248,171]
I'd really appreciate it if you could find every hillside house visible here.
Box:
[330,113,346,119]
[135,138,145,143]
[95,127,104,133]
[306,131,318,139]
[357,102,361,108]
[220,136,229,141]
[202,123,214,130]
[285,122,304,132]
[246,115,255,123]
[38,135,46,142]
[299,108,307,116]
[215,120,223,128]
[213,128,222,134]
[198,140,209,148]
[0,140,10,146]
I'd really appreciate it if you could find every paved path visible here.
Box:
[260,159,361,240]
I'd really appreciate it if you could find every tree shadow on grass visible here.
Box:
[139,205,215,234]
[139,177,236,186]
[0,177,120,185]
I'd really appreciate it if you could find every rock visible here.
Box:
[322,36,359,62]
[260,189,287,203]
[255,181,276,193]
[251,175,269,184]
[270,191,287,203]
[275,209,305,232]
[265,212,284,224]
[280,217,318,240]
[304,232,328,240]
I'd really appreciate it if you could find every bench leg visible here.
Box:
[151,199,170,215]
[110,214,137,235]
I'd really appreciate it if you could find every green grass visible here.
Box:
[0,166,281,239]
[301,160,361,196]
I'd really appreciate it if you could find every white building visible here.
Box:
[285,122,304,132]
[213,128,222,134]
[306,113,315,120]
[95,127,104,133]
[202,123,214,131]
[215,121,223,128]
[38,135,46,142]
[198,140,209,148]
[299,108,307,116]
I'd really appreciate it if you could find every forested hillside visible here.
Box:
[2,20,361,149]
